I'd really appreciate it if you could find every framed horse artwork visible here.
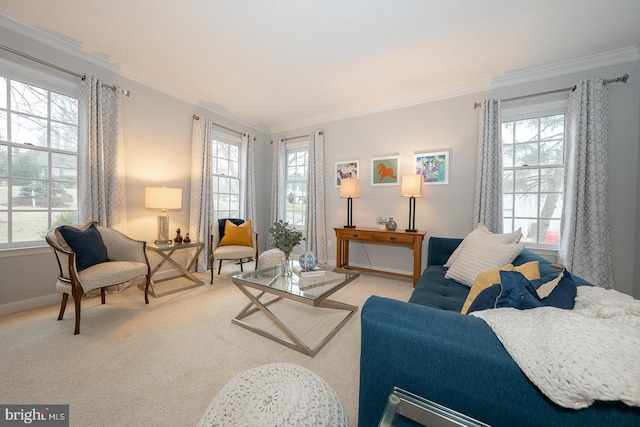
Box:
[371,155,400,186]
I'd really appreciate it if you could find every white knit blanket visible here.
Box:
[471,286,640,409]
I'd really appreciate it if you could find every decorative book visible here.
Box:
[294,266,325,277]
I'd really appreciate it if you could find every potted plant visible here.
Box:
[376,217,387,231]
[268,220,304,276]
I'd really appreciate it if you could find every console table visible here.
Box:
[334,227,426,287]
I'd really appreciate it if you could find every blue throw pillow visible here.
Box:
[57,224,109,271]
[530,269,577,309]
[495,270,543,310]
[467,284,501,314]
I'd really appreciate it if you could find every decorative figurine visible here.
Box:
[184,232,191,243]
[174,228,183,244]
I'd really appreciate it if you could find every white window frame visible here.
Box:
[0,59,79,250]
[501,100,567,250]
[211,131,243,221]
[283,139,309,230]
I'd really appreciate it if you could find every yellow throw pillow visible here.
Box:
[460,261,540,314]
[219,220,253,247]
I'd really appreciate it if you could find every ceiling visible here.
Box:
[1,1,639,132]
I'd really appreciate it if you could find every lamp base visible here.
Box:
[344,225,356,228]
[405,229,418,233]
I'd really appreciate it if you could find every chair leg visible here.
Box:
[239,259,244,272]
[218,260,223,275]
[73,295,82,335]
[101,288,106,304]
[144,276,150,304]
[57,293,68,320]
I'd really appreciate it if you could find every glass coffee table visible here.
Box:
[231,263,360,357]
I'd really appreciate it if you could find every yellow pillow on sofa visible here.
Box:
[219,220,253,246]
[460,261,540,314]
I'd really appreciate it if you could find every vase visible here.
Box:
[282,252,293,277]
[378,223,386,231]
[299,251,317,271]
[386,218,397,231]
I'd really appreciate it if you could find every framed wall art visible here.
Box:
[334,160,359,188]
[371,155,400,186]
[414,150,449,185]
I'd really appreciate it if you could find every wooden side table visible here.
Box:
[140,241,205,297]
[334,227,426,287]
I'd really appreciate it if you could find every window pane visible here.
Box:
[0,211,6,243]
[541,219,561,244]
[502,170,514,192]
[11,81,48,117]
[514,143,538,166]
[540,141,563,165]
[51,122,78,151]
[502,144,513,168]
[540,193,563,219]
[540,167,563,192]
[51,92,78,124]
[0,177,7,207]
[11,211,48,242]
[514,193,538,217]
[52,181,76,209]
[11,113,48,146]
[0,145,7,178]
[14,180,49,209]
[0,77,6,109]
[517,218,537,243]
[502,193,513,218]
[514,118,538,143]
[502,122,514,144]
[52,211,78,227]
[540,115,564,140]
[228,160,239,178]
[0,111,7,141]
[229,145,239,162]
[51,152,77,181]
[514,169,538,192]
[12,147,48,180]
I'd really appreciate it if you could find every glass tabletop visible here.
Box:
[232,263,359,301]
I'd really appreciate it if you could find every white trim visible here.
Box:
[0,57,78,96]
[0,244,50,258]
[502,100,568,121]
[0,292,59,316]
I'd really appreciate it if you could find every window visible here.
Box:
[284,141,308,227]
[211,135,242,220]
[502,105,565,247]
[0,74,78,248]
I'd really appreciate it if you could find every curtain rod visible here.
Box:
[0,44,131,97]
[192,114,254,139]
[473,74,629,109]
[270,132,323,144]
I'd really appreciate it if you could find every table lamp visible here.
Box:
[401,175,423,232]
[145,186,182,244]
[340,178,360,228]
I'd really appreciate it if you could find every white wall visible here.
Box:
[1,23,639,316]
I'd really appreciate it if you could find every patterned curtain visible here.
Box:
[473,99,503,233]
[306,131,327,264]
[243,134,257,222]
[558,80,614,289]
[188,116,213,272]
[77,75,127,232]
[269,138,285,238]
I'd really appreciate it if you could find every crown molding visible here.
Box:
[271,46,640,133]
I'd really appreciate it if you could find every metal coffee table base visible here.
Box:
[232,285,358,357]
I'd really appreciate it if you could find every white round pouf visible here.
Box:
[257,248,287,269]
[197,363,348,427]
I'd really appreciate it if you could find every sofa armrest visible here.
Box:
[358,296,638,427]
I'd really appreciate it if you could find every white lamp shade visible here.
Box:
[401,175,423,197]
[340,178,361,198]
[145,187,183,210]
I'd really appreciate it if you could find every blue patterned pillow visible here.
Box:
[57,224,109,271]
[467,269,577,314]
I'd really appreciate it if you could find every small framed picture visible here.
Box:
[335,160,359,188]
[371,155,400,186]
[414,151,449,185]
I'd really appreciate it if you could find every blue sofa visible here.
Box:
[359,237,640,427]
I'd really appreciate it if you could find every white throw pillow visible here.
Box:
[444,238,525,287]
[444,224,522,268]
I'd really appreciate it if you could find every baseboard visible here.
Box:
[0,269,182,317]
[0,293,60,316]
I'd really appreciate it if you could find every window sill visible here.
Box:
[0,244,51,259]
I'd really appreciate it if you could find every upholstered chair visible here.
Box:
[45,223,151,335]
[210,219,258,284]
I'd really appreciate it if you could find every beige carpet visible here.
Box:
[0,262,412,427]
